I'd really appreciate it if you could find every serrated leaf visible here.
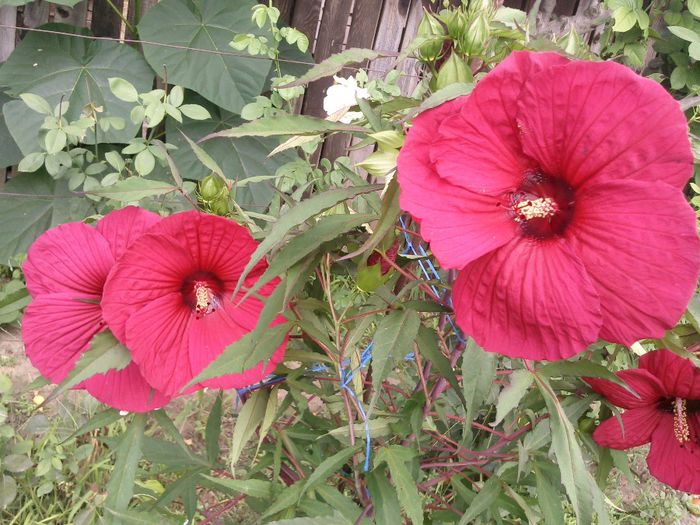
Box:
[301,446,359,497]
[266,513,352,525]
[104,413,145,519]
[85,177,177,202]
[280,48,384,88]
[416,325,465,407]
[375,446,423,525]
[494,369,533,426]
[366,469,401,525]
[205,392,223,464]
[230,389,271,467]
[46,331,130,404]
[534,465,565,525]
[202,115,367,141]
[64,408,122,442]
[458,476,501,524]
[199,475,273,499]
[180,131,224,177]
[462,339,496,438]
[538,359,639,396]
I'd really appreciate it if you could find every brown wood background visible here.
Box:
[0,0,604,161]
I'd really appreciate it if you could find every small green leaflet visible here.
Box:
[375,446,423,525]
[104,413,146,520]
[280,48,386,88]
[230,389,271,467]
[201,115,367,141]
[300,446,360,497]
[458,476,501,524]
[493,369,533,426]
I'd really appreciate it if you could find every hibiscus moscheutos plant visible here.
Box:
[397,50,700,361]
[323,75,370,123]
[21,207,170,412]
[100,210,288,397]
[587,349,700,493]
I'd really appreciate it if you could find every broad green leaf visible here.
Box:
[46,331,130,403]
[375,446,423,525]
[281,48,384,88]
[205,392,223,464]
[3,454,32,473]
[0,92,23,169]
[494,369,533,426]
[108,78,139,103]
[534,465,565,525]
[461,339,496,439]
[200,475,273,499]
[0,24,153,153]
[85,177,177,202]
[416,325,465,407]
[301,446,360,497]
[186,322,291,387]
[690,0,700,18]
[166,94,297,211]
[668,25,700,43]
[138,0,272,113]
[458,476,501,524]
[230,389,270,467]
[369,309,421,414]
[134,150,156,176]
[612,6,637,32]
[202,115,367,141]
[104,413,146,519]
[366,469,401,525]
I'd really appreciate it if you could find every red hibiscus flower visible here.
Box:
[22,207,171,412]
[100,210,287,397]
[397,50,700,360]
[587,349,700,493]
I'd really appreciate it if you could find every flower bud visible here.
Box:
[433,52,473,91]
[198,174,227,202]
[444,9,468,39]
[417,13,446,62]
[458,13,490,56]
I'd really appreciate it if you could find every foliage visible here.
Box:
[0,0,699,524]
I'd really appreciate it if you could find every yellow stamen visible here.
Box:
[674,397,690,444]
[514,197,558,221]
[194,283,211,314]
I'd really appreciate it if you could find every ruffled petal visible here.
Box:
[82,362,171,412]
[647,414,700,493]
[124,292,193,397]
[432,51,569,195]
[96,206,162,260]
[23,222,114,297]
[593,407,661,449]
[639,349,700,399]
[452,236,602,360]
[101,233,194,343]
[22,292,103,383]
[517,59,692,190]
[566,179,699,346]
[586,369,664,409]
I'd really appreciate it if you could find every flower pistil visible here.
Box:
[513,197,559,222]
[674,397,691,444]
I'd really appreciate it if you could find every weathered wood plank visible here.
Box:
[291,0,322,51]
[0,7,17,62]
[274,0,296,24]
[91,0,124,37]
[21,1,50,28]
[53,1,88,27]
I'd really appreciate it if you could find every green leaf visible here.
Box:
[46,331,130,404]
[280,48,383,88]
[85,177,177,201]
[202,115,367,141]
[44,129,67,154]
[0,24,153,154]
[179,104,211,120]
[458,476,501,524]
[168,86,184,107]
[19,93,53,115]
[612,7,637,32]
[0,285,30,324]
[104,414,146,520]
[64,408,121,442]
[0,475,17,509]
[366,469,401,525]
[0,92,23,169]
[534,465,565,525]
[138,0,272,113]
[108,78,139,103]
[3,454,32,473]
[375,446,423,525]
[266,514,352,525]
[205,392,223,464]
[408,82,473,118]
[180,131,224,177]
[668,25,700,43]
[102,509,179,525]
[199,475,273,499]
[230,389,270,467]
[690,0,700,18]
[416,325,465,407]
[187,322,290,387]
[461,339,496,438]
[301,446,359,497]
[0,171,93,263]
[494,369,533,426]
[690,42,700,61]
[538,359,639,395]
[134,149,156,176]
[18,152,45,173]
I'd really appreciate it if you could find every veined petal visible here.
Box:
[517,59,692,190]
[593,407,661,449]
[96,206,162,260]
[23,222,114,297]
[647,413,700,493]
[452,236,602,360]
[639,349,700,399]
[586,368,664,409]
[124,292,193,397]
[566,179,700,346]
[82,362,171,412]
[22,292,103,383]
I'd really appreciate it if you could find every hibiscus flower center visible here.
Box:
[181,271,224,318]
[660,397,700,444]
[507,172,575,238]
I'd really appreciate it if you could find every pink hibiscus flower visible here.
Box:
[587,349,700,493]
[397,50,700,360]
[22,207,171,412]
[100,210,287,397]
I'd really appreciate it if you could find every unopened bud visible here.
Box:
[417,13,446,62]
[433,52,473,90]
[458,13,490,56]
[198,174,227,202]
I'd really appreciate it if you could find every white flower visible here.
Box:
[323,76,369,124]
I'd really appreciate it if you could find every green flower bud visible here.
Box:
[444,9,468,39]
[417,13,446,62]
[208,196,230,216]
[433,52,473,91]
[458,13,490,56]
[198,174,227,202]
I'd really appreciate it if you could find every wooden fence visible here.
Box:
[0,0,604,161]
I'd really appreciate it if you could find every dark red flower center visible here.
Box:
[181,271,224,318]
[505,172,575,239]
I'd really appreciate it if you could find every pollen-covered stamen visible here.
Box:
[194,282,214,315]
[674,397,691,444]
[513,197,559,222]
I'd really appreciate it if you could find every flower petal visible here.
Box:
[23,222,114,297]
[566,179,700,346]
[96,206,161,260]
[639,349,700,399]
[593,407,661,449]
[517,59,692,190]
[432,51,569,195]
[397,99,518,269]
[586,369,664,409]
[124,292,193,397]
[22,292,103,383]
[647,413,700,493]
[101,233,194,343]
[452,236,602,360]
[82,362,171,412]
